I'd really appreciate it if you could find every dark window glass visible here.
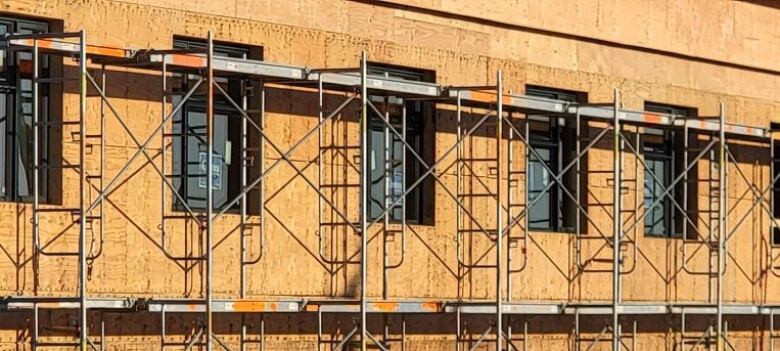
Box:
[171,38,250,211]
[366,64,433,223]
[0,16,50,203]
[642,129,672,236]
[0,22,7,81]
[525,86,584,232]
[643,102,693,238]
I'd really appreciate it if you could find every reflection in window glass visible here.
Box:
[366,65,430,223]
[172,108,230,210]
[0,16,50,203]
[528,148,553,229]
[16,69,33,199]
[0,23,7,80]
[643,155,669,235]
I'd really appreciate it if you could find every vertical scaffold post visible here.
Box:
[160,49,167,277]
[506,106,514,351]
[359,50,369,351]
[683,122,689,243]
[506,107,514,299]
[78,29,89,351]
[771,309,776,351]
[32,33,40,294]
[575,106,581,277]
[612,88,621,351]
[382,93,391,347]
[205,31,215,351]
[455,89,462,351]
[496,69,504,351]
[716,102,726,351]
[239,62,249,351]
[31,35,40,351]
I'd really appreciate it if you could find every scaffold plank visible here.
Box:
[444,303,562,314]
[448,89,568,113]
[147,54,440,97]
[8,38,135,59]
[313,72,441,97]
[148,54,306,80]
[146,300,302,313]
[318,301,443,313]
[0,298,136,310]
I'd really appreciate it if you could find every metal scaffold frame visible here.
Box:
[1,29,779,351]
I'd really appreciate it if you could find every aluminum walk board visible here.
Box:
[147,300,302,313]
[148,54,441,97]
[318,301,443,313]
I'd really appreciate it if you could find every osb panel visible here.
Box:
[0,0,777,349]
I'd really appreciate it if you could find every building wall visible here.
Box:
[0,0,779,349]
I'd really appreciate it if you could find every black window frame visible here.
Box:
[525,86,586,233]
[642,102,696,238]
[0,15,51,203]
[171,37,257,213]
[366,63,434,225]
[771,123,780,246]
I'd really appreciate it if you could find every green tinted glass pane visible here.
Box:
[16,77,33,199]
[644,158,669,236]
[528,148,553,229]
[369,129,386,219]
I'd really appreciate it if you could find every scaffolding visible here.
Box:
[0,29,779,351]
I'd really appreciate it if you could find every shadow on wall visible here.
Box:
[737,0,780,9]
[5,64,777,301]
[0,311,769,340]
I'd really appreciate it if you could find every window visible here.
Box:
[366,64,434,224]
[642,102,694,238]
[171,38,256,211]
[525,86,584,232]
[0,16,50,202]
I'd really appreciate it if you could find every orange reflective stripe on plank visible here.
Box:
[232,301,273,312]
[166,54,207,68]
[86,45,130,58]
[372,302,399,312]
[420,301,441,312]
[12,39,131,58]
[464,90,510,104]
[642,113,664,124]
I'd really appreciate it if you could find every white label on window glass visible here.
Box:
[224,141,232,166]
[391,170,403,196]
[198,152,223,190]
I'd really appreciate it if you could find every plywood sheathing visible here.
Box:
[0,0,779,349]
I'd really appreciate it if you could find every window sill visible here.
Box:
[526,228,577,235]
[643,234,685,240]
